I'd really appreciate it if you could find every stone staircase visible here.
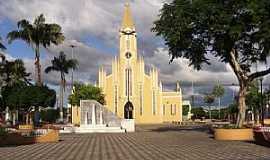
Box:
[61,100,126,133]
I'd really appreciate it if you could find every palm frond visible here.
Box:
[45,66,58,73]
[17,19,31,29]
[0,36,6,50]
[46,51,78,76]
[7,30,31,45]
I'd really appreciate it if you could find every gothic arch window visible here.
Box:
[152,91,156,115]
[125,68,132,97]
[114,85,118,114]
[126,35,130,50]
[139,84,143,115]
[170,104,173,115]
[163,104,166,115]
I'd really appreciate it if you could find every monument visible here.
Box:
[63,100,134,133]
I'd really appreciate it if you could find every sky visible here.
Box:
[0,0,270,107]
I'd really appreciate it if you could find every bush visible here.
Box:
[191,107,206,119]
[182,105,189,116]
[0,127,7,137]
[40,109,59,123]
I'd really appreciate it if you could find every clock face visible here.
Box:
[125,52,132,59]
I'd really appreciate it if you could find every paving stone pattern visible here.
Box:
[0,124,269,160]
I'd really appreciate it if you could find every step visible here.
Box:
[60,126,126,133]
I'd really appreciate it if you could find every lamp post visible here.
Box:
[259,77,264,126]
[69,45,76,88]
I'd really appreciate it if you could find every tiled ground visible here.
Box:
[0,124,269,160]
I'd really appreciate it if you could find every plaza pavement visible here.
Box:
[0,124,269,160]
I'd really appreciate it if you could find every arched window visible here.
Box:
[139,84,143,115]
[125,68,132,97]
[163,104,166,115]
[126,36,130,50]
[114,85,118,114]
[170,104,173,115]
[152,91,156,115]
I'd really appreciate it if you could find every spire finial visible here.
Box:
[121,2,135,29]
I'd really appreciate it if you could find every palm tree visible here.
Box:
[45,51,78,122]
[212,83,225,119]
[0,58,30,87]
[7,14,65,86]
[204,94,215,120]
[0,58,30,123]
[0,36,6,50]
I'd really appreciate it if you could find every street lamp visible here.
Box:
[69,44,76,88]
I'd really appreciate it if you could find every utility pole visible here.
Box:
[69,45,76,89]
[191,81,194,107]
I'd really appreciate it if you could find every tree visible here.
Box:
[0,36,6,50]
[191,107,206,120]
[228,102,239,123]
[204,94,215,120]
[0,58,30,114]
[246,81,263,124]
[2,85,56,124]
[212,83,225,119]
[182,105,190,116]
[45,51,78,122]
[7,14,65,86]
[68,82,105,106]
[152,0,270,127]
[0,59,31,87]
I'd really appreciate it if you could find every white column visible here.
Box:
[92,104,96,125]
[84,111,88,125]
[5,106,9,121]
[100,110,103,125]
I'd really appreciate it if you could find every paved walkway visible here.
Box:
[0,124,269,160]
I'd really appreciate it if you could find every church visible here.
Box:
[98,4,183,124]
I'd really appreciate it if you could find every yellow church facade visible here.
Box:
[98,4,183,124]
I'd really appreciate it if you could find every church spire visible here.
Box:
[121,3,135,29]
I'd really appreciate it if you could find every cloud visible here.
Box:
[0,0,165,50]
[145,48,238,85]
[0,0,166,84]
[1,0,269,91]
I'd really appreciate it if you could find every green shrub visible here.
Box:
[0,127,7,136]
[40,109,59,123]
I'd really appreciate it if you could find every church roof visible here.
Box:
[121,3,135,29]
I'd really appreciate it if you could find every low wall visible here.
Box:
[121,119,135,132]
[18,125,34,130]
[214,128,254,141]
[0,129,59,146]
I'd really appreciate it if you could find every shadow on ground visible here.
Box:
[137,125,211,134]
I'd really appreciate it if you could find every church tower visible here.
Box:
[118,3,138,119]
[119,3,137,62]
[94,3,183,124]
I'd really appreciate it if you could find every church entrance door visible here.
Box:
[124,101,133,119]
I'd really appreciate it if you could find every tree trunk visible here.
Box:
[35,47,42,86]
[209,106,211,120]
[218,97,221,119]
[236,83,248,128]
[59,78,64,123]
[12,111,16,126]
[26,113,29,124]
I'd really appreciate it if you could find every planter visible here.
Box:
[0,129,59,146]
[264,119,270,125]
[18,125,34,130]
[253,127,270,147]
[214,128,254,141]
